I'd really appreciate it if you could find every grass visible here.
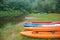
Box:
[0,13,60,40]
[27,13,37,17]
[0,22,23,40]
[28,13,60,22]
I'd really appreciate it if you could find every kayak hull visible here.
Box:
[20,31,60,38]
[24,26,60,32]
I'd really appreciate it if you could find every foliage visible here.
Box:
[0,0,60,13]
[56,0,60,13]
[0,10,28,27]
[0,0,4,10]
[0,0,58,12]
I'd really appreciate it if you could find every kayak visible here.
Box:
[24,22,60,27]
[20,31,60,38]
[24,26,60,32]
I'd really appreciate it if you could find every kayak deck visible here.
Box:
[24,22,60,27]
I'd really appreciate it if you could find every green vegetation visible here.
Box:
[28,13,60,22]
[0,22,23,40]
[0,11,22,17]
[0,14,60,40]
[0,10,28,27]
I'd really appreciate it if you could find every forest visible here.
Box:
[0,0,60,12]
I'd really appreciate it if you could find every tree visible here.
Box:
[0,0,4,10]
[56,0,60,13]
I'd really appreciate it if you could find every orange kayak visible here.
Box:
[24,26,60,32]
[20,31,60,38]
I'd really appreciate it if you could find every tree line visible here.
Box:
[0,0,60,13]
